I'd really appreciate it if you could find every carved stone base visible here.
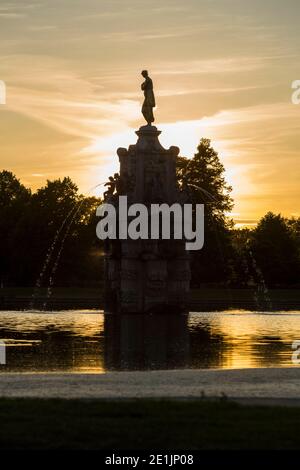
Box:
[104,125,190,314]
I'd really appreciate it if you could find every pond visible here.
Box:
[0,310,300,373]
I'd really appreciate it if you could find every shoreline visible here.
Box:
[1,368,300,401]
[1,287,300,311]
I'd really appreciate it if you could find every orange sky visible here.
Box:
[0,0,300,226]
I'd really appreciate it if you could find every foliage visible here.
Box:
[0,171,31,285]
[177,138,234,285]
[0,172,102,287]
[251,212,300,286]
[1,164,300,288]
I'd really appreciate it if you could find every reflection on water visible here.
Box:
[0,310,300,372]
[104,314,189,370]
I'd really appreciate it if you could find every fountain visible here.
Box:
[103,71,191,314]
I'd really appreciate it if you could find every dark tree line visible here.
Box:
[0,171,102,287]
[1,138,300,288]
[176,138,300,288]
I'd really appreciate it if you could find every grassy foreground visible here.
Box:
[0,399,300,450]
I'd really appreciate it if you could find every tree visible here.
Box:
[12,178,79,285]
[0,171,31,285]
[53,195,103,286]
[0,170,31,209]
[177,138,233,221]
[251,212,300,286]
[230,227,253,287]
[287,217,300,254]
[10,177,102,287]
[177,138,234,285]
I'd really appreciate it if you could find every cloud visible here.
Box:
[7,85,140,138]
[0,12,25,18]
[0,2,41,17]
[153,55,289,76]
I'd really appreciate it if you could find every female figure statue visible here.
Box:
[141,70,155,125]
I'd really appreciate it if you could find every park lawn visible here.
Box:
[0,398,300,450]
[2,286,300,301]
[0,286,104,299]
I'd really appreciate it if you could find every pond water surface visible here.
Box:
[0,310,300,372]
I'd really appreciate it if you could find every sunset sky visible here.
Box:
[0,0,299,226]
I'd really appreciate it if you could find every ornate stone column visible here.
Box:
[104,125,190,313]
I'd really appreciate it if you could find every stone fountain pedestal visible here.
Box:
[104,125,190,313]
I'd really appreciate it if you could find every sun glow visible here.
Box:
[82,116,254,223]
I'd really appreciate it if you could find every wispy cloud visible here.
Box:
[154,55,289,75]
[0,2,41,17]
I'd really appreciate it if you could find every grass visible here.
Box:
[2,286,300,300]
[0,287,104,299]
[1,399,300,450]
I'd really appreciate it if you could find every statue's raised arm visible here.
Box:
[141,70,155,125]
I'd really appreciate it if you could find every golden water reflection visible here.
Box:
[0,310,300,372]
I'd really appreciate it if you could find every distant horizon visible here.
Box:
[1,0,300,227]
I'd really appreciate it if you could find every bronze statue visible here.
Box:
[103,176,116,200]
[141,70,155,125]
[104,172,135,200]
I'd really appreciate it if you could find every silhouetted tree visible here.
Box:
[1,173,103,287]
[54,195,103,286]
[0,171,31,285]
[251,212,300,286]
[3,168,300,290]
[177,138,234,285]
[11,178,79,285]
[230,228,253,287]
[287,217,300,253]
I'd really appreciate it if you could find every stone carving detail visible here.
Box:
[107,260,119,281]
[120,290,138,304]
[147,260,167,281]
